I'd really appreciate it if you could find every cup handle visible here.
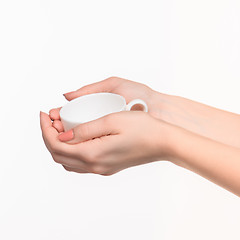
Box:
[126,99,148,112]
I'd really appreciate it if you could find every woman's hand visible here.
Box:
[50,76,240,149]
[49,76,166,132]
[40,111,172,175]
[41,98,240,196]
[63,76,158,110]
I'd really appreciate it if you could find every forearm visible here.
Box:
[167,124,240,197]
[152,91,240,148]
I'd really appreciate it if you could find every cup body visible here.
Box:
[60,93,147,131]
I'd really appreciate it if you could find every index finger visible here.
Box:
[63,77,118,101]
[40,111,78,157]
[49,107,62,120]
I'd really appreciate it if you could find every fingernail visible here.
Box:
[59,129,74,142]
[63,91,75,97]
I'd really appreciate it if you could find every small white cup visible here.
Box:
[60,93,148,131]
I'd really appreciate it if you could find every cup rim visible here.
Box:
[60,92,126,123]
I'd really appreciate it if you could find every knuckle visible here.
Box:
[107,76,118,81]
[103,114,115,126]
[106,76,120,85]
[52,154,61,164]
[102,116,110,126]
[85,151,99,164]
[78,124,89,140]
[105,113,122,128]
[63,165,72,172]
[100,171,114,176]
[84,146,104,163]
[49,109,53,116]
[89,164,106,175]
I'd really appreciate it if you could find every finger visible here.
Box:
[52,153,88,169]
[40,112,78,156]
[40,111,59,137]
[62,165,89,174]
[52,120,64,133]
[58,115,118,144]
[63,77,118,101]
[49,107,61,120]
[40,111,59,152]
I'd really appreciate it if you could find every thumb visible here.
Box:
[58,116,116,144]
[63,77,117,101]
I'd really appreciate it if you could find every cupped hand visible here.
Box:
[49,76,164,132]
[40,111,172,175]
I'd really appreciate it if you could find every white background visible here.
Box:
[0,0,239,239]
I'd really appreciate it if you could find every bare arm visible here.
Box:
[167,124,240,197]
[153,92,240,149]
[46,77,240,196]
[55,77,240,148]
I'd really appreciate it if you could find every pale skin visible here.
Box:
[40,77,240,197]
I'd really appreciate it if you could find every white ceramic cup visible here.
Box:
[60,93,148,131]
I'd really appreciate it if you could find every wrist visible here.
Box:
[150,90,175,121]
[156,121,186,167]
[149,90,188,166]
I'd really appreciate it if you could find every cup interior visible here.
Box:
[60,93,126,124]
